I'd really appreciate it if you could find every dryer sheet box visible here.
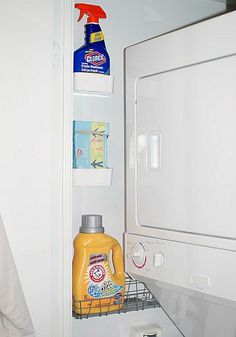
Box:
[73,121,110,169]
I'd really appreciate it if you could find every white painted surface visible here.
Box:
[0,0,63,336]
[73,168,113,186]
[74,73,114,93]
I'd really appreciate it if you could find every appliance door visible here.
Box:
[125,11,236,250]
[125,11,236,337]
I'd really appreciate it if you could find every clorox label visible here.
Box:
[85,51,106,66]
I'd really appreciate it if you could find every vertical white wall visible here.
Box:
[72,0,225,336]
[0,1,63,336]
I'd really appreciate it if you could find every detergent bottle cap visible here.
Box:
[80,214,105,233]
[75,3,107,24]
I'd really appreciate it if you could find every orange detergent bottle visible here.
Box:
[72,214,125,315]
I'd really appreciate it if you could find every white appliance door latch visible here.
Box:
[147,131,161,170]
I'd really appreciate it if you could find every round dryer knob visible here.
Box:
[130,243,147,268]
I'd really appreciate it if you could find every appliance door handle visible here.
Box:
[147,131,161,170]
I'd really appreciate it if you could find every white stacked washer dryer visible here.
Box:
[125,11,236,337]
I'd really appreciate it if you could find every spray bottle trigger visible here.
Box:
[78,9,85,22]
[75,3,107,23]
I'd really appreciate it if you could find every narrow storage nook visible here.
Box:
[70,1,171,335]
[61,1,230,337]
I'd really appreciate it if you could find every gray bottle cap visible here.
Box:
[80,214,104,234]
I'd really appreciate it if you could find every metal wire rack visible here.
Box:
[73,274,160,319]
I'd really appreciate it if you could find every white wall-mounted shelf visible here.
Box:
[73,73,114,93]
[73,168,113,186]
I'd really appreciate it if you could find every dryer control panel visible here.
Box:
[125,233,236,303]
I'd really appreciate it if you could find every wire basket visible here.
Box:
[73,274,160,319]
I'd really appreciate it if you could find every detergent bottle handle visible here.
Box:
[111,240,124,278]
